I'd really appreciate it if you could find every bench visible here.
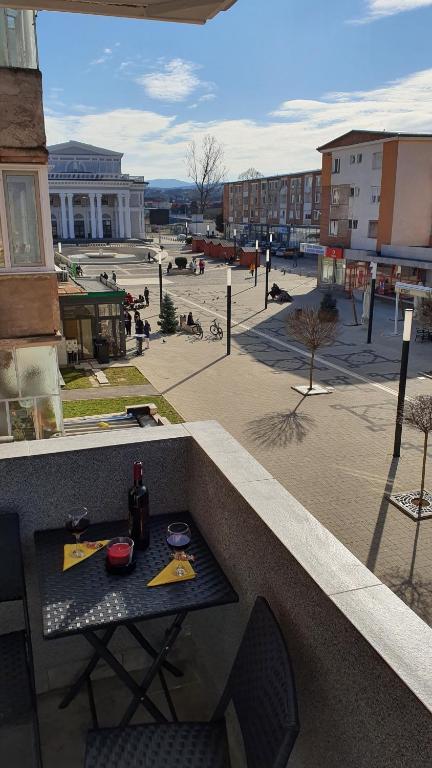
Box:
[0,514,42,767]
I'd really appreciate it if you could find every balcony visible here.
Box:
[0,421,431,767]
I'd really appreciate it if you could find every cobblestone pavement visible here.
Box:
[84,249,432,626]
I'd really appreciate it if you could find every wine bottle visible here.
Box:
[128,461,150,550]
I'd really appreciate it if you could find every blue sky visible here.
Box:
[39,0,432,179]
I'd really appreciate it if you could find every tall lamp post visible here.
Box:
[185,220,188,240]
[367,261,377,344]
[233,228,237,262]
[207,223,210,238]
[226,267,232,356]
[158,253,163,311]
[255,239,258,287]
[393,308,413,458]
[264,249,270,309]
[269,232,273,272]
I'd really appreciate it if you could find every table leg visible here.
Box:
[86,677,99,729]
[125,622,183,678]
[119,610,187,727]
[59,625,116,710]
[83,629,168,723]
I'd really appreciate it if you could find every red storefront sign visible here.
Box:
[325,246,344,259]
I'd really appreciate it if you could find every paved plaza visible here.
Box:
[78,245,432,626]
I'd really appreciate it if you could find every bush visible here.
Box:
[175,256,187,269]
[319,290,339,321]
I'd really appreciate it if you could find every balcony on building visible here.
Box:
[0,422,431,767]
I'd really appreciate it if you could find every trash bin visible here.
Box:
[93,337,110,364]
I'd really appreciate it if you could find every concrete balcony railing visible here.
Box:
[0,422,431,766]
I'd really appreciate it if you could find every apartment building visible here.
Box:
[316,129,432,292]
[0,9,63,441]
[223,169,321,239]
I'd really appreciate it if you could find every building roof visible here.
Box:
[317,129,432,152]
[57,280,86,296]
[0,0,237,23]
[225,169,321,185]
[48,141,122,158]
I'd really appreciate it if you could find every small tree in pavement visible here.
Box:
[404,395,432,509]
[286,307,338,391]
[158,293,178,334]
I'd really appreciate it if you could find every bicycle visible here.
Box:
[192,319,203,340]
[210,319,224,340]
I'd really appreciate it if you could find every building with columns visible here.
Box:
[47,140,147,241]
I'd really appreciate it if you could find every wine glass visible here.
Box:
[65,507,90,558]
[166,522,191,577]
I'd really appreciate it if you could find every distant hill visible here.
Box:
[148,179,193,189]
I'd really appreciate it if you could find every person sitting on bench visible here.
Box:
[187,311,195,326]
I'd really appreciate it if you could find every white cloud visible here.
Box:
[352,0,432,23]
[199,93,217,102]
[45,69,432,179]
[136,58,201,102]
[104,47,112,54]
[188,103,198,109]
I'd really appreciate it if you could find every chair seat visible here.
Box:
[85,720,231,768]
[0,631,32,727]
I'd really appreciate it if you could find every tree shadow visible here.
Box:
[366,457,399,572]
[245,396,315,448]
[383,521,432,626]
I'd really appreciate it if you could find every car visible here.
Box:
[176,233,186,241]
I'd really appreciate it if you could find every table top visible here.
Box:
[34,512,238,639]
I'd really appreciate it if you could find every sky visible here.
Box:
[38,0,432,181]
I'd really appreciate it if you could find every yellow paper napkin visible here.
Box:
[63,541,109,571]
[147,559,196,587]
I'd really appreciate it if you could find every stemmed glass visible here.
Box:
[65,507,90,558]
[166,522,191,577]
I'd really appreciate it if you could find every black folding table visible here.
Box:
[34,512,238,728]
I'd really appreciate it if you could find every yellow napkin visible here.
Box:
[147,559,196,587]
[63,541,109,571]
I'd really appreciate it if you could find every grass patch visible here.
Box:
[61,368,92,389]
[104,366,148,386]
[63,396,183,424]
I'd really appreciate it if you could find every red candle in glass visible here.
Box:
[107,541,132,567]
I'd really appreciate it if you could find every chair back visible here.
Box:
[214,597,299,768]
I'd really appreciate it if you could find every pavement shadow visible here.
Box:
[245,396,315,448]
[366,456,399,572]
[383,521,432,625]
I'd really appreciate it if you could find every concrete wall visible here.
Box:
[0,67,46,151]
[392,140,432,246]
[0,423,431,767]
[0,273,60,338]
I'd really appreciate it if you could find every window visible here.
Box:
[357,153,362,163]
[329,219,338,236]
[368,220,378,238]
[350,155,356,165]
[331,187,341,205]
[372,152,382,170]
[348,219,358,230]
[3,172,43,267]
[313,210,320,221]
[371,186,381,204]
[304,213,311,220]
[350,186,360,197]
[0,215,4,268]
[314,191,321,203]
[332,158,340,174]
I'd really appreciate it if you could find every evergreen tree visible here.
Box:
[158,293,178,334]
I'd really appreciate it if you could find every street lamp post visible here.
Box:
[158,253,163,311]
[207,224,210,238]
[265,249,270,310]
[269,233,273,272]
[233,228,237,262]
[185,221,188,239]
[367,261,377,344]
[255,239,258,287]
[226,267,232,356]
[393,308,413,458]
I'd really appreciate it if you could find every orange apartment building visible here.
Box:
[315,129,432,294]
[0,10,63,441]
[223,169,321,241]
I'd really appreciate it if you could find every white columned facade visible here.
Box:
[124,193,132,239]
[67,193,75,239]
[117,192,125,238]
[89,193,97,239]
[59,192,68,239]
[96,193,103,238]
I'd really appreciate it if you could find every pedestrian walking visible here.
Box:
[199,259,205,275]
[147,251,152,262]
[167,261,172,274]
[249,262,255,279]
[143,319,151,349]
[135,318,144,355]
[144,286,150,306]
[192,257,197,274]
[112,271,117,283]
[124,310,132,336]
[134,309,141,330]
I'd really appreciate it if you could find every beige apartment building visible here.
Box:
[316,129,432,293]
[223,169,321,240]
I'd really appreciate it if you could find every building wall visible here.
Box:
[391,140,432,246]
[377,139,398,250]
[0,273,60,338]
[0,67,45,152]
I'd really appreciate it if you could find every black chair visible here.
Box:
[0,513,42,767]
[85,597,299,768]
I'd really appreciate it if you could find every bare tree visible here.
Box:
[186,135,226,215]
[238,168,263,181]
[286,307,338,391]
[404,395,432,509]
